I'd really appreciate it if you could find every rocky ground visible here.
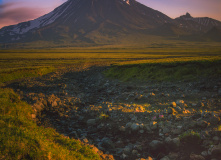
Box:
[7,64,221,160]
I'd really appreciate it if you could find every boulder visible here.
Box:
[131,123,140,131]
[167,107,176,114]
[208,115,220,125]
[149,140,164,152]
[160,156,170,160]
[190,154,205,160]
[211,145,221,159]
[165,137,180,150]
[196,120,208,128]
[150,121,158,130]
[170,102,177,108]
[101,137,115,149]
[87,119,96,126]
[176,100,184,106]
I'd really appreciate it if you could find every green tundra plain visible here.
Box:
[0,43,221,159]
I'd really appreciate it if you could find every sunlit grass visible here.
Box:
[0,47,220,159]
[0,88,102,160]
[104,59,221,82]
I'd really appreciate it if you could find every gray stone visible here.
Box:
[132,150,138,155]
[172,138,180,147]
[101,137,115,149]
[190,154,205,160]
[131,123,140,131]
[201,151,208,157]
[165,137,180,150]
[209,115,220,125]
[213,136,220,141]
[160,156,170,160]
[87,119,96,126]
[172,128,182,135]
[149,140,164,151]
[176,100,184,105]
[126,122,133,128]
[121,153,128,159]
[119,126,126,132]
[218,88,221,96]
[134,145,142,151]
[187,121,197,129]
[211,145,221,158]
[139,130,144,134]
[68,131,78,138]
[167,107,176,114]
[163,127,170,134]
[123,146,132,154]
[196,120,208,128]
[150,121,158,130]
[192,103,197,107]
[171,102,177,107]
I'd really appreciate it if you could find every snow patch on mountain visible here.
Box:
[0,0,71,35]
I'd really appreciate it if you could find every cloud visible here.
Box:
[0,2,44,28]
[0,0,67,29]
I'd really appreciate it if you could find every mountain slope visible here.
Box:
[175,13,221,33]
[0,0,172,45]
[0,1,221,46]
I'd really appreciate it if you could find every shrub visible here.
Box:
[179,130,201,145]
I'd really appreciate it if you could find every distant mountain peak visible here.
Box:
[185,12,192,18]
[178,12,193,19]
[0,0,221,46]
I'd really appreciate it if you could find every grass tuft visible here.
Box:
[0,88,101,160]
[104,60,221,82]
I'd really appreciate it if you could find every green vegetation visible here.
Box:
[0,67,55,83]
[0,88,101,160]
[0,46,220,159]
[179,130,201,145]
[99,112,109,121]
[104,60,221,82]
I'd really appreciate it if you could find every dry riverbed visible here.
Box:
[7,64,221,160]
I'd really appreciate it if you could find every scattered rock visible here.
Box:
[176,100,184,105]
[87,119,96,126]
[196,120,208,128]
[10,64,221,160]
[150,121,158,130]
[101,137,115,149]
[170,102,177,108]
[160,156,170,160]
[131,123,140,131]
[119,126,126,132]
[209,115,220,125]
[218,88,221,96]
[190,153,205,160]
[211,145,221,159]
[167,107,176,114]
[165,137,180,150]
[149,140,164,152]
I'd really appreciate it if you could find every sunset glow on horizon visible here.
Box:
[0,0,220,29]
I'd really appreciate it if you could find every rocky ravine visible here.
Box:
[7,64,221,160]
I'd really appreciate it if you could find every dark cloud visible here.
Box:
[0,2,16,10]
[0,2,43,28]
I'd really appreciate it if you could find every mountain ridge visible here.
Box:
[0,0,221,46]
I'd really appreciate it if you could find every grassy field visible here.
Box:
[1,46,221,84]
[104,59,221,82]
[0,46,221,159]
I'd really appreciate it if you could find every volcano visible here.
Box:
[0,0,221,47]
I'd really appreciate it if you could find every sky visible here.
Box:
[0,0,220,29]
